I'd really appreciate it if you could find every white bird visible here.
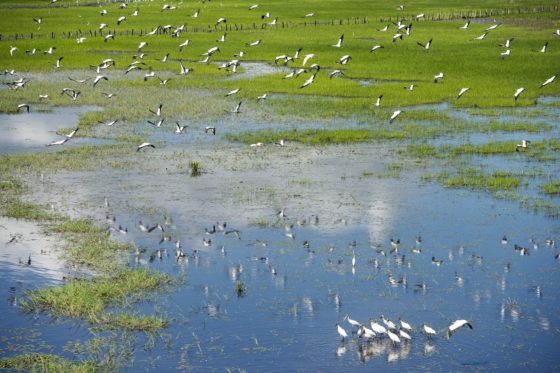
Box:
[329,70,344,79]
[332,34,344,48]
[305,12,315,17]
[540,75,556,88]
[217,33,227,43]
[345,314,361,328]
[389,110,402,123]
[417,38,432,50]
[17,103,30,112]
[205,126,216,135]
[500,49,511,59]
[100,119,118,126]
[76,37,86,44]
[204,46,220,56]
[138,41,147,51]
[149,104,163,116]
[175,121,188,133]
[216,17,227,26]
[378,24,389,32]
[178,39,191,50]
[370,45,383,52]
[137,142,155,151]
[300,73,316,88]
[257,93,267,102]
[179,61,192,75]
[460,20,470,29]
[226,88,240,97]
[229,101,242,114]
[404,84,416,91]
[337,323,348,340]
[499,38,514,48]
[146,26,159,36]
[43,46,56,55]
[374,95,383,107]
[399,318,413,331]
[381,315,397,330]
[65,128,79,138]
[148,118,165,127]
[100,9,107,16]
[269,17,278,26]
[144,71,156,81]
[246,40,261,47]
[104,34,114,42]
[422,323,437,336]
[516,139,530,151]
[514,87,525,102]
[47,138,69,146]
[338,55,351,65]
[93,75,108,87]
[351,251,356,267]
[448,319,473,335]
[39,94,49,100]
[387,329,401,344]
[248,4,259,10]
[486,23,500,31]
[9,46,18,56]
[54,56,63,69]
[539,41,548,53]
[302,53,314,66]
[99,23,107,30]
[457,87,470,99]
[283,70,295,79]
[433,72,444,83]
[117,16,126,25]
[416,13,425,20]
[399,328,412,341]
[473,32,488,40]
[392,33,403,42]
[192,9,199,18]
[370,318,387,334]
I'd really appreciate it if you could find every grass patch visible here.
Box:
[541,181,560,195]
[438,168,521,191]
[94,313,169,332]
[21,268,171,323]
[0,353,98,373]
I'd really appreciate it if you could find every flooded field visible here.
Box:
[1,103,559,371]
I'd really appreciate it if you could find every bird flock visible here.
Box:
[4,1,558,152]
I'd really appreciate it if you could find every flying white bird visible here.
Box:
[457,87,470,99]
[433,72,444,83]
[179,61,192,75]
[392,33,403,42]
[417,38,432,50]
[148,118,165,127]
[514,87,525,102]
[332,34,344,48]
[9,46,18,56]
[460,20,470,29]
[329,70,344,79]
[117,16,126,25]
[226,88,240,96]
[54,56,63,69]
[378,24,389,32]
[374,94,383,107]
[300,73,316,88]
[100,119,118,126]
[473,32,488,40]
[178,39,190,50]
[216,17,227,26]
[257,93,268,102]
[540,75,556,88]
[246,39,261,47]
[448,319,473,336]
[516,139,530,151]
[338,55,351,65]
[17,103,30,112]
[149,104,163,116]
[65,128,79,138]
[138,41,147,51]
[499,38,514,48]
[217,33,227,43]
[500,49,511,59]
[175,122,187,133]
[389,110,402,123]
[249,4,259,10]
[228,101,242,114]
[47,138,69,146]
[486,24,500,31]
[137,142,155,151]
[93,75,108,87]
[302,54,314,66]
[370,45,383,52]
[539,41,548,53]
[192,9,199,18]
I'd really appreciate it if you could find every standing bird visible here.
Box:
[514,87,525,102]
[422,323,437,337]
[332,34,344,48]
[389,110,402,123]
[337,323,348,341]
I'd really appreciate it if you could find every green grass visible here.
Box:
[438,168,521,191]
[21,268,171,323]
[94,313,169,332]
[0,353,98,373]
[542,180,560,195]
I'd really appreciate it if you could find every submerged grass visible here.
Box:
[0,353,98,373]
[438,168,521,191]
[541,180,560,195]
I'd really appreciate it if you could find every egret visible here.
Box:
[117,16,126,25]
[448,319,473,336]
[387,329,401,344]
[433,72,444,83]
[370,318,387,334]
[399,317,413,331]
[137,142,155,151]
[257,93,268,102]
[175,122,187,133]
[374,95,383,107]
[500,49,510,59]
[389,110,402,123]
[178,39,191,50]
[540,75,556,88]
[345,314,361,328]
[338,55,351,65]
[499,38,514,48]
[460,20,470,29]
[332,34,344,48]
[514,87,525,102]
[539,41,548,53]
[47,138,69,146]
[457,87,470,99]
[329,70,344,79]
[246,40,261,47]
[149,103,163,116]
[370,45,383,52]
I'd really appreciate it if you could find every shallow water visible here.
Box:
[0,101,559,371]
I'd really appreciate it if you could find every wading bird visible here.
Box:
[473,32,488,40]
[47,138,69,146]
[389,110,402,123]
[457,87,470,99]
[460,20,470,29]
[447,319,472,336]
[514,87,525,102]
[332,34,344,48]
[175,122,187,133]
[374,95,383,107]
[137,142,155,151]
[515,140,530,151]
[417,38,432,50]
[17,103,30,112]
[300,73,316,88]
[93,74,108,87]
[540,75,556,88]
[370,45,383,52]
[149,104,163,116]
